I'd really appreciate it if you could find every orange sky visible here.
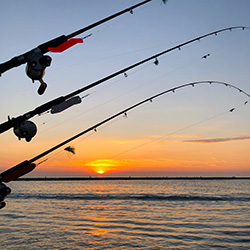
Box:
[0,91,249,177]
[15,134,249,176]
[0,1,250,177]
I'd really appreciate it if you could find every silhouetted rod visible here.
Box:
[0,0,152,75]
[0,26,249,134]
[1,80,249,183]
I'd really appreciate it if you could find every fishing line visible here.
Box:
[100,35,250,103]
[37,93,92,128]
[46,33,93,64]
[37,55,201,133]
[71,115,126,146]
[37,96,249,168]
[48,15,248,73]
[40,116,126,165]
[108,101,249,160]
[37,64,151,132]
[35,81,250,167]
[40,53,200,132]
[1,80,249,184]
[199,34,248,63]
[48,0,157,73]
[1,26,249,139]
[37,129,98,166]
[48,42,172,72]
[38,47,246,133]
[68,51,201,97]
[47,27,248,121]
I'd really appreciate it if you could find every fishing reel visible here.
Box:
[13,120,37,142]
[25,49,52,95]
[0,183,11,210]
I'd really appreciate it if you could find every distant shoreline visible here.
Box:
[13,176,250,181]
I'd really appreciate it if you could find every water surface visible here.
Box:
[1,179,250,249]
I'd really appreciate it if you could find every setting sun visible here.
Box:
[85,159,125,175]
[96,170,104,175]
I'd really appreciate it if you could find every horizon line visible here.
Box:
[13,176,250,181]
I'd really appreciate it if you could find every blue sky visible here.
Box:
[0,0,250,176]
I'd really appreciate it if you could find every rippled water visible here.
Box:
[1,179,250,249]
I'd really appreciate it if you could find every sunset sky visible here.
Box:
[0,0,250,176]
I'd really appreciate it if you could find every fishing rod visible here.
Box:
[0,80,249,209]
[1,80,249,184]
[0,26,249,142]
[0,0,154,95]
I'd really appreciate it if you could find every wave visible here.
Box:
[8,193,250,202]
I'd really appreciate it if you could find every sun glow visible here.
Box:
[96,170,104,175]
[85,159,125,175]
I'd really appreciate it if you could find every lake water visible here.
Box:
[1,179,250,249]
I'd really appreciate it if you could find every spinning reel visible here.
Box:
[13,120,37,142]
[25,49,52,95]
[0,183,11,210]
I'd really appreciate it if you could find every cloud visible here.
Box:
[183,136,250,144]
[85,159,124,167]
